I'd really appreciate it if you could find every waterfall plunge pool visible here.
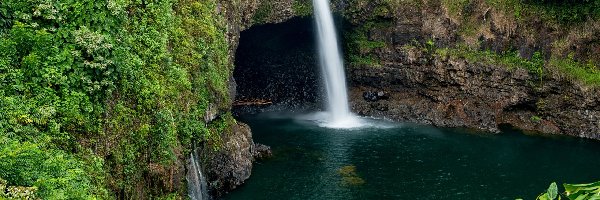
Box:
[224,112,600,200]
[230,5,600,199]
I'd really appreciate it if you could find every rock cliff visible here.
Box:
[222,0,599,140]
[208,0,600,197]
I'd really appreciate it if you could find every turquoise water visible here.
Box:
[225,112,600,200]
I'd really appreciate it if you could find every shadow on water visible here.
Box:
[225,112,600,200]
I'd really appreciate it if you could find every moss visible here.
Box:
[292,0,313,16]
[252,1,274,25]
[345,21,390,67]
[340,0,398,22]
[442,0,471,18]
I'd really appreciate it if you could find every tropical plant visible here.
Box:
[533,181,600,200]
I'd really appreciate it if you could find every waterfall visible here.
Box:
[313,0,359,128]
[187,149,209,200]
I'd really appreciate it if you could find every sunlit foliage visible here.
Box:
[0,0,234,198]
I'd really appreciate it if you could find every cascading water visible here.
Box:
[313,0,360,128]
[187,149,209,200]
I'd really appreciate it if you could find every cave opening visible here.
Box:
[233,17,322,112]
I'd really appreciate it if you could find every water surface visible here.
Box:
[225,113,600,200]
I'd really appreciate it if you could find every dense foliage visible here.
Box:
[0,0,234,198]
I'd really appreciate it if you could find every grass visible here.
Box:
[435,46,543,72]
[442,0,471,18]
[485,0,600,25]
[550,56,600,86]
[435,46,599,87]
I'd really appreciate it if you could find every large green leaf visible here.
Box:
[564,181,600,200]
[573,194,589,200]
[548,182,558,200]
[537,182,559,200]
[538,193,551,200]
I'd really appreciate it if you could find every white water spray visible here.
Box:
[187,150,209,200]
[313,0,360,128]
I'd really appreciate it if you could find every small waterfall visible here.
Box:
[187,149,209,200]
[313,0,360,128]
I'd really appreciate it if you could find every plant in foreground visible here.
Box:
[521,181,600,200]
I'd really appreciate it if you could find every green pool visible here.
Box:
[224,112,600,200]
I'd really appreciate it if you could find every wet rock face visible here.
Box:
[201,122,272,197]
[202,123,252,197]
[253,143,273,160]
[348,48,600,139]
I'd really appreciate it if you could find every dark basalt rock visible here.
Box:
[363,91,389,102]
[377,91,389,100]
[371,102,389,111]
[253,143,273,160]
[201,122,271,197]
[363,91,379,102]
[349,47,600,139]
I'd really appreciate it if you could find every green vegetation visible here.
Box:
[435,45,599,87]
[253,1,274,24]
[442,0,600,25]
[344,21,389,67]
[340,0,399,22]
[435,46,545,76]
[531,115,542,122]
[550,54,600,86]
[0,0,234,198]
[506,0,600,24]
[0,141,101,199]
[0,177,38,199]
[292,0,313,16]
[442,0,472,17]
[533,181,600,200]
